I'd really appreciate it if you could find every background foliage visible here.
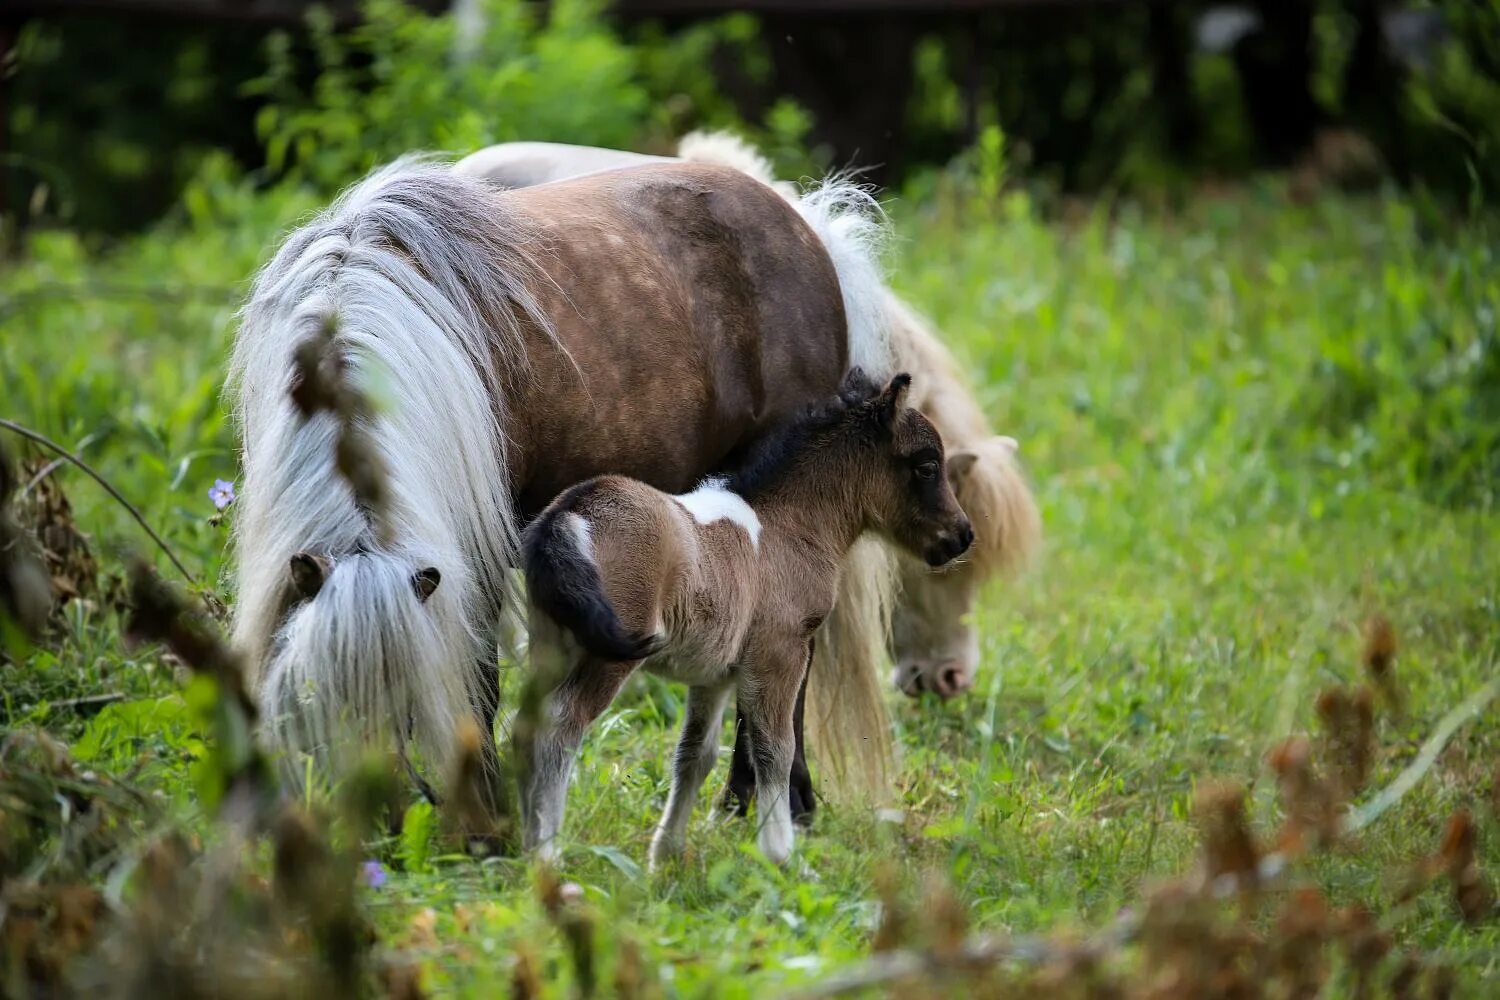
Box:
[2,0,1498,994]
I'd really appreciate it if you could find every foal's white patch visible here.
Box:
[673,478,761,547]
[565,512,595,563]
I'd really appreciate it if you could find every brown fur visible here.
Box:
[458,141,1042,799]
[493,164,850,514]
[520,373,971,865]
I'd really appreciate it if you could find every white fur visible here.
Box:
[790,181,892,378]
[673,478,762,547]
[454,141,666,188]
[565,512,595,563]
[227,156,552,776]
[756,787,796,865]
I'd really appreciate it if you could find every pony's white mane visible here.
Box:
[226,157,550,773]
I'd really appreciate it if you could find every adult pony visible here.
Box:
[228,158,887,785]
[454,134,1041,797]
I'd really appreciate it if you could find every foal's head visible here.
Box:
[736,369,972,567]
[849,372,974,567]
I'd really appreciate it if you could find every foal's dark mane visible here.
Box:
[725,370,884,500]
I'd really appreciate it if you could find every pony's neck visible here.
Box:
[747,447,873,559]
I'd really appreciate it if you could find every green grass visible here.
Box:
[2,174,1497,995]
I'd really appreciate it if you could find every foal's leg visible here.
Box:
[650,681,732,869]
[741,641,811,865]
[723,653,816,827]
[519,619,638,861]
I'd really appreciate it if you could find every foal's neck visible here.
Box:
[746,447,872,560]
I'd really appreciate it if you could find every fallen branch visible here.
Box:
[0,418,198,587]
[50,692,128,716]
[1347,673,1500,833]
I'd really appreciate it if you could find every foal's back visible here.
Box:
[526,475,760,674]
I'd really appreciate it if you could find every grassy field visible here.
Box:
[2,173,1497,995]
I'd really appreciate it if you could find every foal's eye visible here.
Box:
[915,460,939,481]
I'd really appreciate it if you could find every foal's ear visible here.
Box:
[412,567,442,603]
[946,450,979,486]
[874,373,912,429]
[289,552,329,600]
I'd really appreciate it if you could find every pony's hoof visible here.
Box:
[648,838,684,872]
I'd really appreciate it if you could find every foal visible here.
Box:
[520,371,973,866]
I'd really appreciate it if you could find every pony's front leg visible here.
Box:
[741,640,811,865]
[650,681,732,869]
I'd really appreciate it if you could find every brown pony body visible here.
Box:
[496,163,851,512]
[230,159,882,792]
[456,135,1041,803]
[520,373,971,865]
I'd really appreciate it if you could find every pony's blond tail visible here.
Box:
[805,536,898,803]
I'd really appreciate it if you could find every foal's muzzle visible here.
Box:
[924,521,974,567]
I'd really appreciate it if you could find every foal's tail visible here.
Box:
[523,502,661,663]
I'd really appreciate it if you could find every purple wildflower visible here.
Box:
[208,479,236,511]
[360,859,388,889]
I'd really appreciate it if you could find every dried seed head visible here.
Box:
[920,873,968,958]
[444,717,498,852]
[1193,781,1260,883]
[379,959,426,1000]
[510,943,541,1000]
[871,862,909,953]
[1439,810,1494,922]
[15,456,97,610]
[1389,952,1424,1000]
[1316,685,1376,803]
[1268,737,1342,852]
[613,935,645,1000]
[1362,615,1396,677]
[1338,903,1391,994]
[1270,888,1333,996]
[1428,965,1456,1000]
[0,442,53,641]
[125,561,256,720]
[1362,615,1404,712]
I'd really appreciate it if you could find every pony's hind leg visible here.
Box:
[518,618,638,861]
[650,681,733,869]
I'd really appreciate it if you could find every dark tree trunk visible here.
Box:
[763,12,920,182]
[1233,0,1321,165]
